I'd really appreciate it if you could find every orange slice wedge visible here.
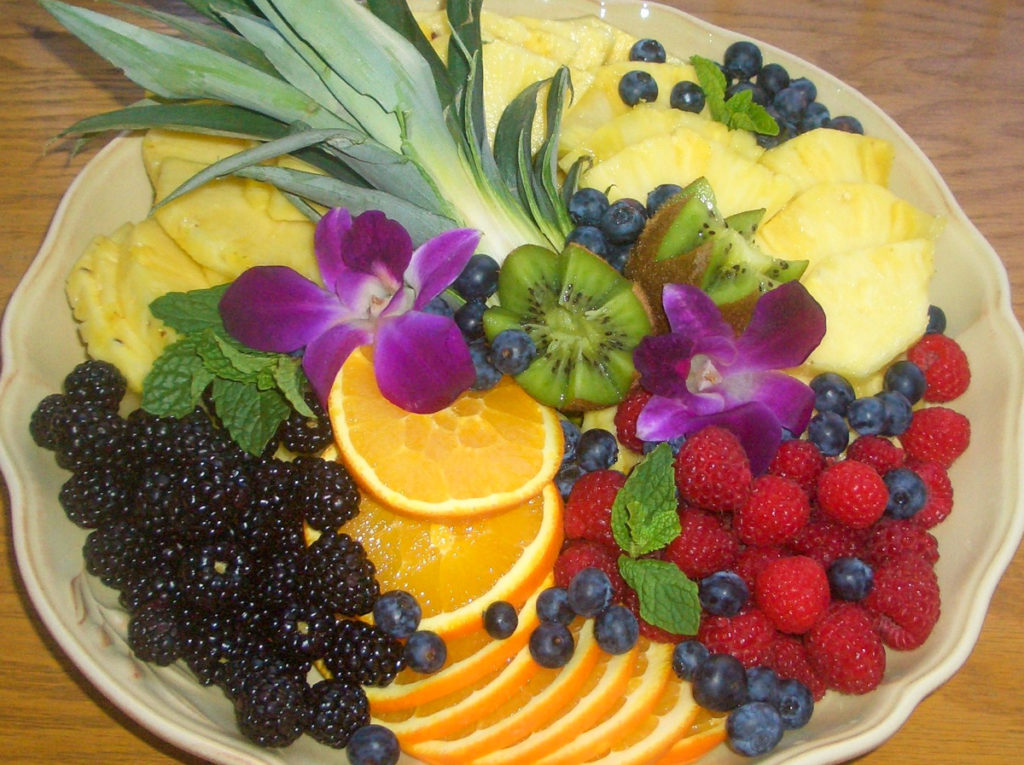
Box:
[328,345,563,518]
[654,709,728,765]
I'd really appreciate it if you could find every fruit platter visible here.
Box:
[2,0,1024,763]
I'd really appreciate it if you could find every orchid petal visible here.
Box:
[636,393,726,443]
[332,270,392,318]
[634,334,697,398]
[220,266,346,353]
[692,334,740,369]
[342,210,412,290]
[694,402,783,475]
[662,283,734,339]
[373,311,475,413]
[313,207,352,291]
[302,323,373,407]
[721,371,816,435]
[406,228,482,308]
[733,282,826,372]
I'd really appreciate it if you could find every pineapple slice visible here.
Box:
[798,238,934,379]
[703,141,796,220]
[755,182,945,269]
[141,129,255,188]
[758,128,895,190]
[514,15,617,70]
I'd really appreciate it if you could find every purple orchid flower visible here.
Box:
[634,281,826,474]
[219,208,480,413]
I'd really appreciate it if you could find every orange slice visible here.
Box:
[314,481,562,639]
[532,640,675,765]
[328,345,563,518]
[365,578,548,714]
[654,709,728,765]
[405,620,601,764]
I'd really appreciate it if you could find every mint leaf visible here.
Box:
[689,55,728,123]
[274,356,316,416]
[141,335,211,416]
[197,331,277,381]
[618,556,701,636]
[149,284,230,334]
[610,443,680,557]
[690,54,779,136]
[210,377,291,455]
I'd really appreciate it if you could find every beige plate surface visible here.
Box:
[2,1,1024,763]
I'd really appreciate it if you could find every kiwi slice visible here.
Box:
[483,243,652,412]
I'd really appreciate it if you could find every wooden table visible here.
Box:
[2,0,1022,762]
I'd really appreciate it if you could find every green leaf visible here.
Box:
[149,284,230,334]
[197,331,277,381]
[210,377,291,455]
[58,101,289,141]
[181,0,259,22]
[618,557,701,636]
[274,357,315,416]
[610,443,680,557]
[140,335,211,417]
[366,0,454,109]
[690,54,779,136]
[690,55,729,123]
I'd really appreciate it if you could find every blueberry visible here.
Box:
[698,571,749,617]
[559,418,582,464]
[726,80,769,107]
[757,62,790,96]
[468,340,501,391]
[483,600,519,639]
[670,80,706,113]
[346,724,400,765]
[800,101,831,132]
[618,70,658,106]
[529,622,575,668]
[810,372,856,416]
[373,590,421,639]
[554,462,584,500]
[566,224,609,258]
[883,360,927,405]
[603,241,632,273]
[847,396,887,436]
[883,466,927,519]
[576,428,619,472]
[776,678,815,729]
[727,701,784,756]
[629,38,666,63]
[599,197,648,245]
[723,41,763,80]
[404,630,446,674]
[693,653,748,712]
[454,299,487,340]
[567,567,613,618]
[876,390,913,435]
[672,639,710,681]
[536,586,575,626]
[453,253,500,301]
[646,183,684,216]
[745,666,780,706]
[828,115,864,134]
[806,410,849,456]
[773,85,810,122]
[488,329,537,376]
[828,556,874,601]
[568,187,610,227]
[593,605,639,655]
[926,304,947,335]
[421,294,454,318]
[789,76,818,102]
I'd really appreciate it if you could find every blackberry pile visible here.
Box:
[31,360,398,750]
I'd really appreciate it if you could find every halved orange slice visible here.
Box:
[654,709,728,764]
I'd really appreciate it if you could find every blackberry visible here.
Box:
[268,600,338,661]
[277,393,334,455]
[179,541,253,612]
[131,463,188,540]
[29,393,71,451]
[53,403,128,471]
[307,678,370,749]
[179,608,244,686]
[127,601,182,665]
[82,520,143,589]
[179,452,251,543]
[248,552,302,611]
[58,463,132,528]
[234,670,310,748]
[291,456,360,533]
[63,359,126,411]
[220,635,309,701]
[324,619,405,687]
[118,554,182,614]
[302,532,379,617]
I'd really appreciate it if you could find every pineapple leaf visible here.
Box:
[181,0,259,22]
[366,0,454,109]
[57,101,289,140]
[534,67,575,238]
[445,0,483,99]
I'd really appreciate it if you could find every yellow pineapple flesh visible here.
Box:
[758,127,895,191]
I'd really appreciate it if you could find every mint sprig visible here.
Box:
[142,284,315,455]
[690,54,779,136]
[619,557,701,636]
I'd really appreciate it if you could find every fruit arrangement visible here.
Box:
[22,0,981,763]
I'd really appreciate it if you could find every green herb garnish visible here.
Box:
[690,54,779,136]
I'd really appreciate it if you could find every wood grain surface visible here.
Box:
[2,0,1022,762]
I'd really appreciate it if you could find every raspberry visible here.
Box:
[614,386,653,452]
[734,474,811,546]
[907,334,971,402]
[786,515,866,568]
[768,634,827,701]
[696,607,777,668]
[732,545,788,591]
[768,439,825,496]
[673,426,752,512]
[863,556,940,650]
[805,603,886,694]
[815,460,888,529]
[860,518,939,567]
[906,458,954,529]
[899,407,970,468]
[563,469,627,548]
[662,507,740,579]
[553,539,628,603]
[754,556,830,634]
[845,435,905,475]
